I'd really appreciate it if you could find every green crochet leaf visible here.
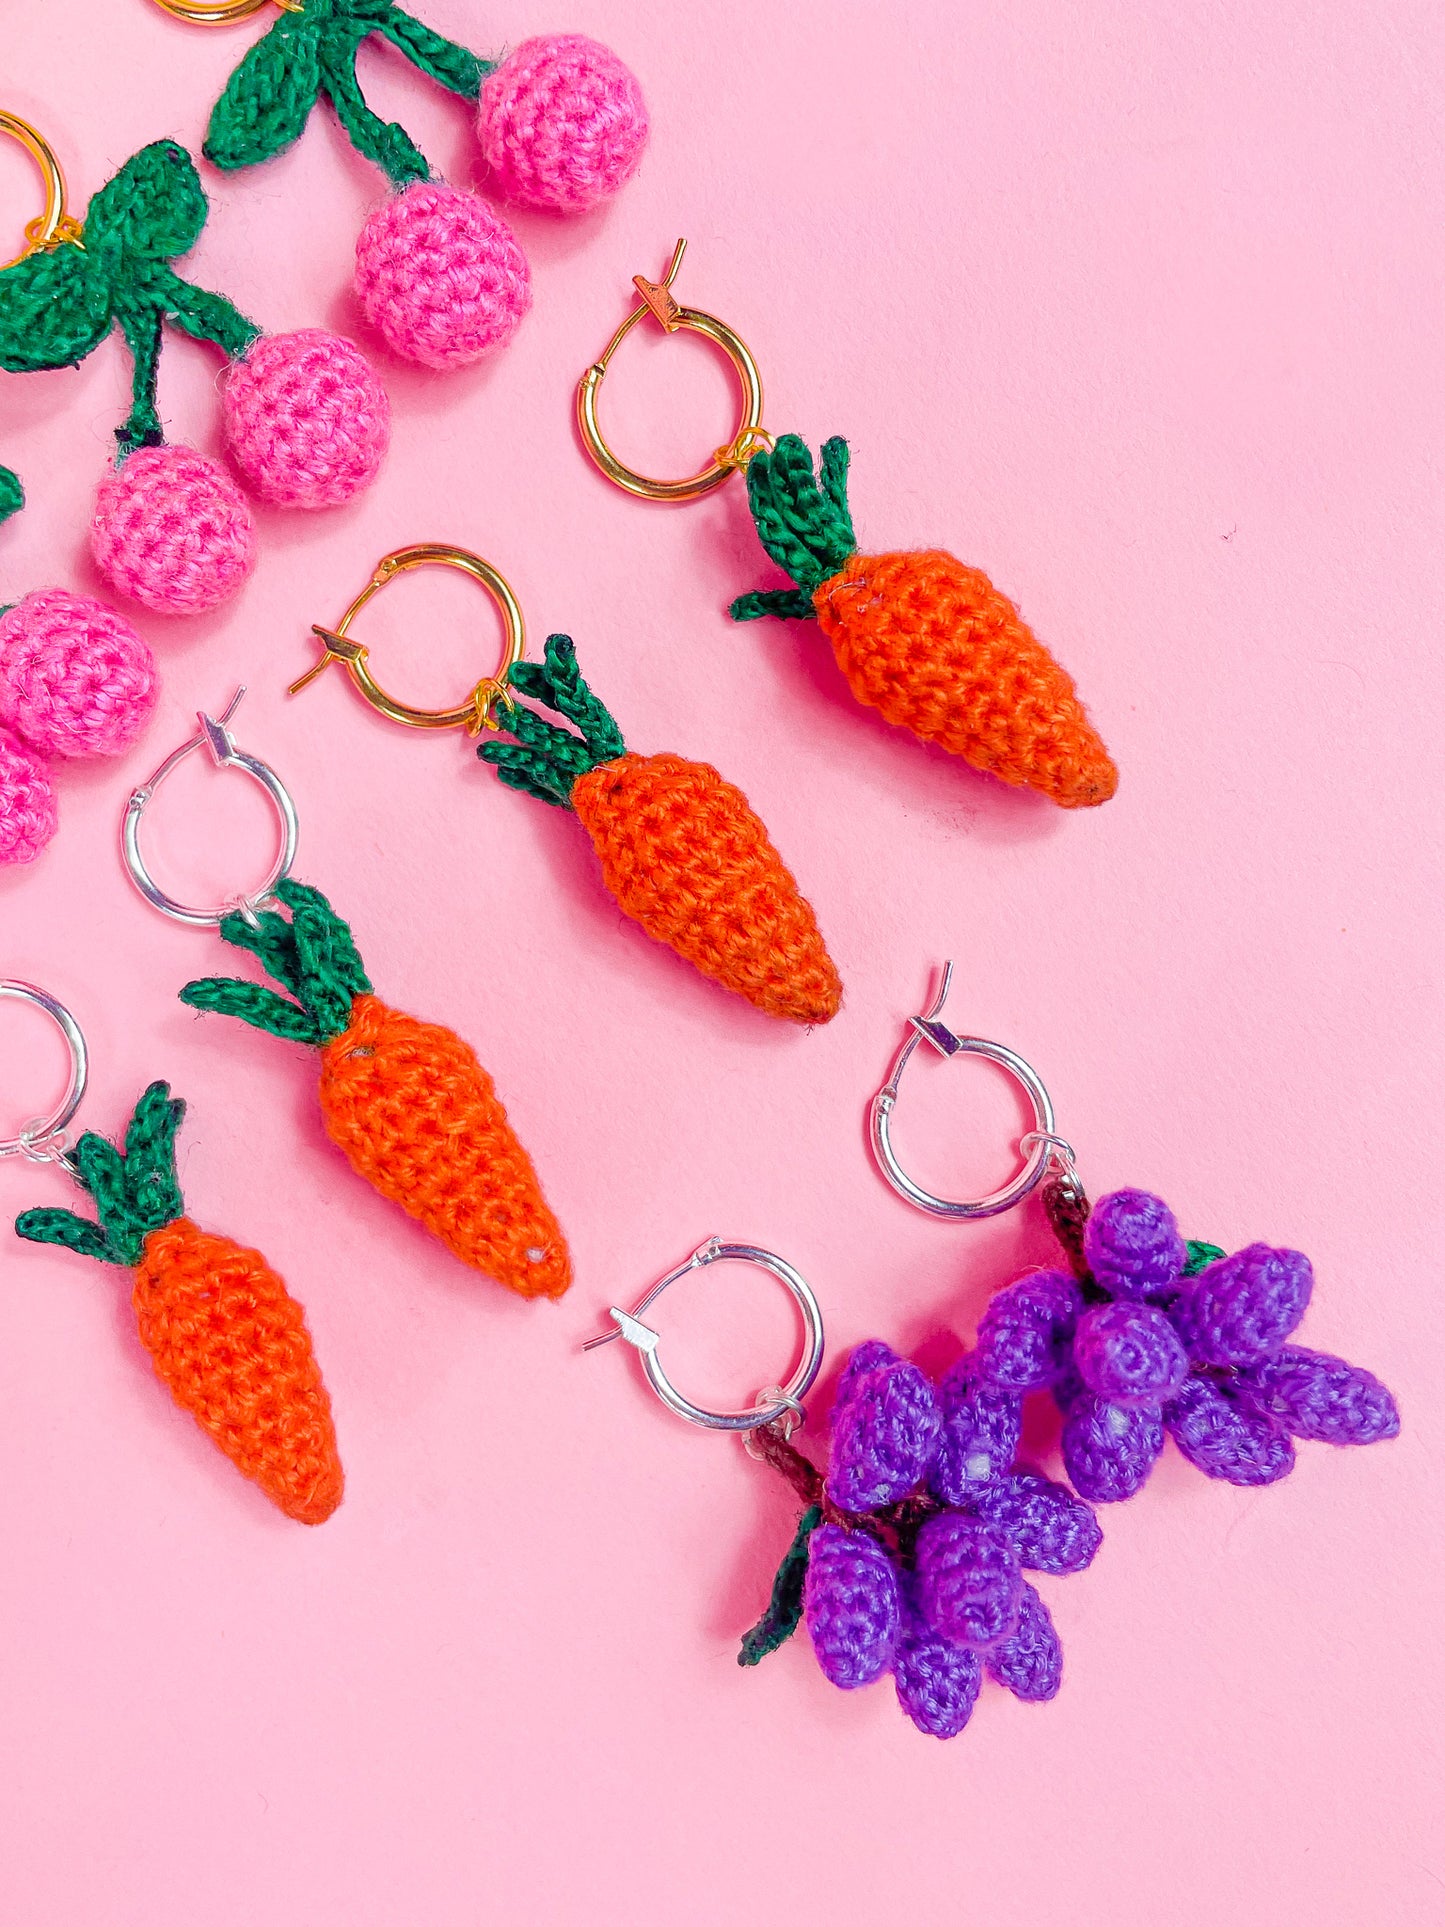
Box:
[318,26,430,185]
[0,466,22,524]
[1182,1240,1228,1278]
[179,879,371,1049]
[13,1083,187,1271]
[478,637,628,811]
[204,7,326,170]
[180,978,323,1047]
[379,7,491,98]
[738,1505,821,1666]
[0,244,111,373]
[14,1208,117,1266]
[733,434,858,607]
[85,142,208,263]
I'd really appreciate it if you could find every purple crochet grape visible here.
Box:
[1075,1300,1189,1407]
[827,1343,942,1511]
[1173,1245,1313,1367]
[929,1353,1024,1505]
[914,1514,1022,1651]
[985,1581,1063,1701]
[974,1269,1081,1392]
[1060,1386,1164,1501]
[892,1594,983,1739]
[1164,1375,1295,1486]
[834,1338,896,1401]
[1083,1188,1188,1300]
[803,1524,900,1689]
[1239,1345,1400,1445]
[973,1471,1102,1574]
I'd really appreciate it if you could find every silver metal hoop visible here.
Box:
[0,982,88,1162]
[121,690,298,928]
[583,1237,825,1433]
[869,962,1059,1221]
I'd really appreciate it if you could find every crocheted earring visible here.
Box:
[288,544,842,1025]
[0,464,21,525]
[578,242,1116,809]
[5,983,342,1523]
[179,0,647,368]
[121,697,572,1300]
[0,588,159,865]
[0,120,390,615]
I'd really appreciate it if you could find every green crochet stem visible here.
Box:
[180,878,373,1048]
[204,0,495,189]
[477,635,628,811]
[14,1082,185,1270]
[729,435,858,623]
[738,1505,821,1666]
[0,466,22,525]
[0,141,260,456]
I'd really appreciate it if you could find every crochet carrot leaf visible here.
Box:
[730,435,1118,810]
[179,878,571,1299]
[738,1504,821,1666]
[204,0,490,186]
[15,1081,342,1524]
[0,466,22,525]
[479,634,843,1026]
[0,142,259,455]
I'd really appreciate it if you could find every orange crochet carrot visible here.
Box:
[178,880,571,1299]
[479,635,842,1025]
[730,437,1117,809]
[15,1082,342,1524]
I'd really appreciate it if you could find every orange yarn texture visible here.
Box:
[134,1218,343,1525]
[815,551,1118,809]
[319,993,572,1299]
[572,752,843,1025]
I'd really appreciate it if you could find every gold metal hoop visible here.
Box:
[577,239,769,503]
[0,112,77,272]
[290,544,524,736]
[146,0,302,24]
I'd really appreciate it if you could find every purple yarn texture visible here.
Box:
[974,1269,1080,1391]
[803,1524,899,1689]
[477,35,649,214]
[223,329,390,507]
[1074,1300,1189,1407]
[930,1354,1023,1504]
[354,182,531,370]
[0,590,156,759]
[827,1343,941,1511]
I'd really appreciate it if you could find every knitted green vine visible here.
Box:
[0,466,22,525]
[0,142,259,456]
[14,1083,185,1268]
[729,435,859,624]
[204,0,495,188]
[477,635,628,809]
[738,1504,821,1666]
[179,879,373,1048]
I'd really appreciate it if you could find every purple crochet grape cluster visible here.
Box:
[991,1188,1401,1500]
[801,1341,1101,1739]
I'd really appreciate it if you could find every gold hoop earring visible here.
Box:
[0,111,81,271]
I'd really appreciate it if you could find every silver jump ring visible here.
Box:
[869,962,1058,1221]
[120,689,298,928]
[583,1237,825,1433]
[0,982,88,1162]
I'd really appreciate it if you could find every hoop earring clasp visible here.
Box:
[0,112,83,271]
[584,1237,825,1434]
[146,0,303,24]
[121,689,299,927]
[291,543,523,736]
[0,981,88,1167]
[869,962,1070,1221]
[577,240,770,503]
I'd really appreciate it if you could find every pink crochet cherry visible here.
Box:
[92,446,257,616]
[223,329,391,507]
[0,590,157,759]
[0,725,57,864]
[354,181,532,368]
[477,35,649,213]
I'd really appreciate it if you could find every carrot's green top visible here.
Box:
[16,1082,186,1269]
[0,466,22,526]
[205,0,493,188]
[180,878,373,1048]
[478,635,628,811]
[0,141,259,455]
[730,435,859,622]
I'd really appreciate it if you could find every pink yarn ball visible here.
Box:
[0,589,158,759]
[477,35,648,213]
[92,446,256,616]
[0,724,57,864]
[354,182,531,369]
[223,328,391,508]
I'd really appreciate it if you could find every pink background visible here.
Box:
[2,2,1441,1921]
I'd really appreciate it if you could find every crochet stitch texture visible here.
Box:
[476,35,649,212]
[223,328,390,506]
[354,182,531,368]
[0,589,157,758]
[91,446,256,616]
[14,1082,342,1524]
[481,635,843,1026]
[0,726,57,863]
